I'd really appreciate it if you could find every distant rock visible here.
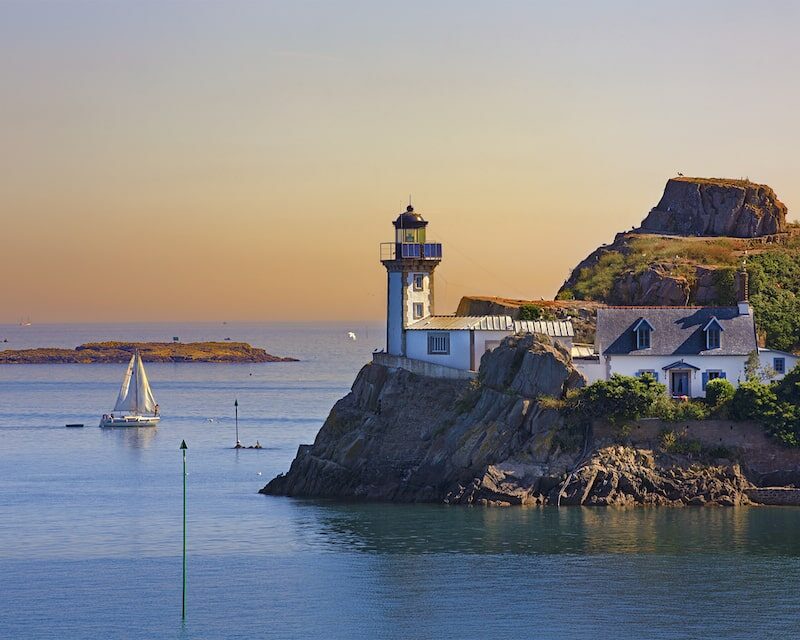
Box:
[639,177,787,237]
[0,341,297,364]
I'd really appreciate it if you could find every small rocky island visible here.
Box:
[261,334,800,506]
[0,341,297,364]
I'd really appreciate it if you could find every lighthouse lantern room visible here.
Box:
[380,205,442,356]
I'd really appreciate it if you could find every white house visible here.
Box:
[378,205,575,374]
[758,348,799,380]
[589,293,758,397]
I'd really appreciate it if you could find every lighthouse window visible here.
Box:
[413,274,424,290]
[413,303,424,319]
[428,332,450,355]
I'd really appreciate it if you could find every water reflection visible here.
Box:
[301,502,800,557]
[100,425,158,449]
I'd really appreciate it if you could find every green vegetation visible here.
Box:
[749,252,800,352]
[705,378,735,411]
[730,369,800,446]
[560,370,800,447]
[518,304,556,321]
[565,373,665,430]
[658,429,734,459]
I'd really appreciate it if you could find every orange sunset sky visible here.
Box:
[2,1,800,323]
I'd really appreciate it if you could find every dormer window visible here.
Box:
[703,317,724,350]
[633,318,653,350]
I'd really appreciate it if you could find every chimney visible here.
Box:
[736,263,750,315]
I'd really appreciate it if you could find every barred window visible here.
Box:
[427,332,450,355]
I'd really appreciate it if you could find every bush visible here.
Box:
[518,304,555,321]
[732,378,800,447]
[671,400,711,422]
[658,429,702,455]
[650,396,711,422]
[567,373,665,428]
[731,380,778,421]
[705,378,735,409]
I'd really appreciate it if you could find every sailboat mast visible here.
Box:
[134,352,139,414]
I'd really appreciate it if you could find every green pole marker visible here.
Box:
[234,398,239,447]
[180,439,187,620]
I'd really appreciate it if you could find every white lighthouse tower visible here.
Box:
[380,204,442,356]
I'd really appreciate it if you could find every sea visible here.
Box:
[1,322,800,640]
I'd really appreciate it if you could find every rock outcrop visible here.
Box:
[609,264,690,306]
[0,341,297,363]
[262,334,755,506]
[639,177,787,237]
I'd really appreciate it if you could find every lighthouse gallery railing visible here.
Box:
[380,242,443,261]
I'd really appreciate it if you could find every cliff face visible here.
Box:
[262,335,756,506]
[639,177,787,237]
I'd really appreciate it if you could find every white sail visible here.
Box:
[113,355,136,412]
[113,352,157,415]
[134,352,157,414]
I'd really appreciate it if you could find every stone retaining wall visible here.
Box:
[746,488,800,505]
[372,352,477,380]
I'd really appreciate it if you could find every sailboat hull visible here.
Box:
[99,415,160,428]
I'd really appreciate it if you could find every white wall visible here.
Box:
[605,354,748,398]
[404,271,433,325]
[387,271,403,355]
[473,329,512,370]
[759,350,799,381]
[573,359,605,384]
[406,330,472,371]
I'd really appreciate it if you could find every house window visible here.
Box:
[413,303,424,319]
[774,357,786,374]
[702,370,725,390]
[706,327,721,350]
[428,332,450,355]
[413,274,424,290]
[636,326,651,349]
[635,370,659,382]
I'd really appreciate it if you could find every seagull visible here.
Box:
[347,332,357,341]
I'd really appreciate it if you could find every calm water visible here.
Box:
[1,323,800,639]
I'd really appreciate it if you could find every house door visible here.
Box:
[671,371,690,396]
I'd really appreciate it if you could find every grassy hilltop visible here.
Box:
[556,228,800,352]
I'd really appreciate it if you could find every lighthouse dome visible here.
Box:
[393,205,428,229]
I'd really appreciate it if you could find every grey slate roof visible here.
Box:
[597,306,757,356]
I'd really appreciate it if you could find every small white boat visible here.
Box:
[100,352,160,428]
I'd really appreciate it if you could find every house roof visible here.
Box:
[407,315,515,331]
[597,306,757,356]
[662,359,701,371]
[514,320,574,337]
[407,315,575,337]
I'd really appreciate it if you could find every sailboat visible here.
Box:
[99,351,160,427]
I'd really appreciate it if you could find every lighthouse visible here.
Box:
[380,204,442,356]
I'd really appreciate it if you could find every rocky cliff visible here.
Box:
[639,177,787,237]
[0,341,297,363]
[262,335,756,506]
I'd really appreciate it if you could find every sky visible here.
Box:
[2,0,800,323]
